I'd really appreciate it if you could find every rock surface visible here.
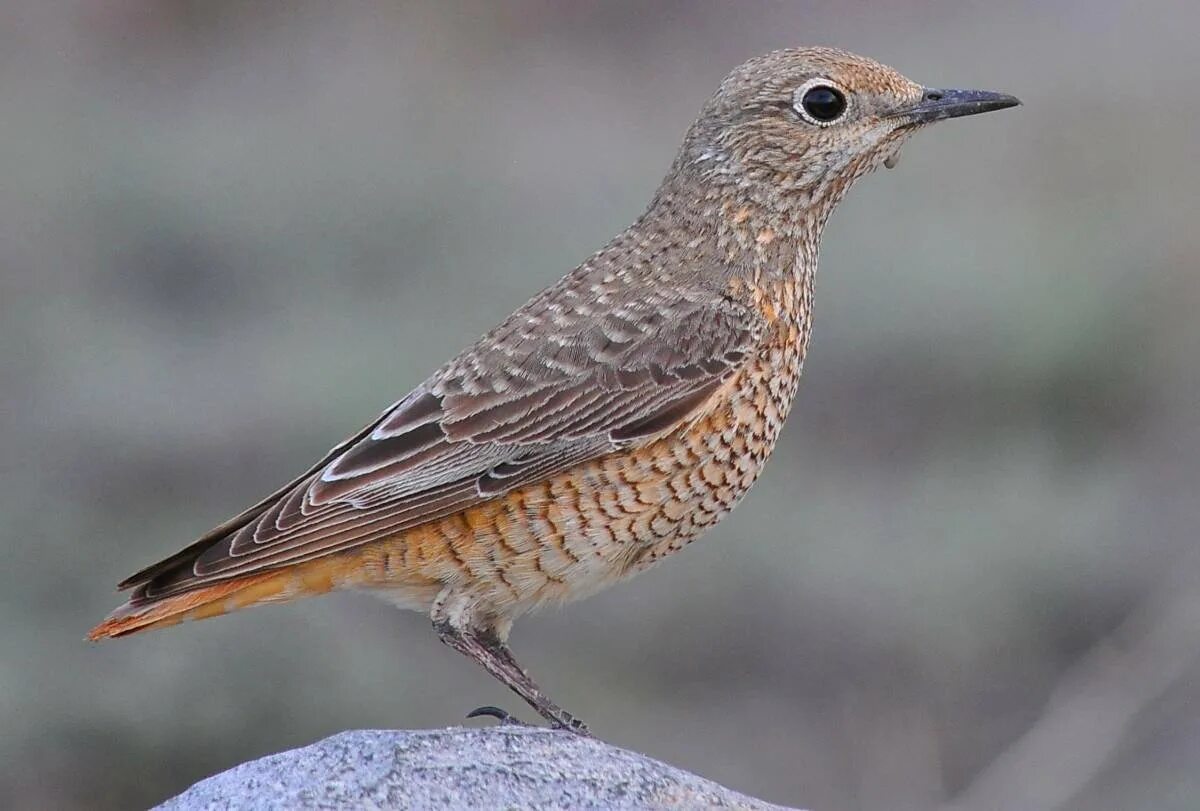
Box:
[158,726,798,810]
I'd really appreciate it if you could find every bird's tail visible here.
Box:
[87,569,309,640]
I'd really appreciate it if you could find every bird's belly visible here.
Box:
[356,347,802,619]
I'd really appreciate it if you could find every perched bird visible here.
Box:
[90,48,1018,733]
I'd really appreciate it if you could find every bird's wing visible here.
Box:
[122,274,763,602]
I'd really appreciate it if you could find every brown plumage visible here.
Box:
[90,47,1018,732]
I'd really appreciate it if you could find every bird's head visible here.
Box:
[677,47,1019,222]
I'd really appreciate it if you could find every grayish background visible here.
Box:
[3,2,1198,809]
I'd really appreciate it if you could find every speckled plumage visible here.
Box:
[90,47,1018,732]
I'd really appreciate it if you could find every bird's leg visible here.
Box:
[434,619,590,735]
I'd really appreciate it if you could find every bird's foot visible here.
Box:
[466,705,591,736]
[551,713,592,737]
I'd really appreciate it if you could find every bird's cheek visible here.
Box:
[795,158,828,186]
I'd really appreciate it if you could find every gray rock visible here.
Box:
[157,726,799,810]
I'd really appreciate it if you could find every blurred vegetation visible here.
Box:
[2,1,1198,809]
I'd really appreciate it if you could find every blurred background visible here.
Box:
[2,1,1198,808]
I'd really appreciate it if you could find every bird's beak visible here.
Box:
[899,88,1021,124]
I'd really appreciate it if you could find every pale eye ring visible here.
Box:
[793,79,848,126]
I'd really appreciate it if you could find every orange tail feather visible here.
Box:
[87,570,299,640]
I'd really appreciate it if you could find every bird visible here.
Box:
[89,47,1018,734]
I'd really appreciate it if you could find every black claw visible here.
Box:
[466,705,508,721]
[466,705,527,726]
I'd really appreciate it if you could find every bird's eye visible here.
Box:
[796,83,847,125]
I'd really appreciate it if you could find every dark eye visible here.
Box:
[799,85,847,123]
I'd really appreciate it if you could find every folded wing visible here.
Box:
[120,273,763,603]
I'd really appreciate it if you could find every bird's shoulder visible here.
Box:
[433,249,767,403]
